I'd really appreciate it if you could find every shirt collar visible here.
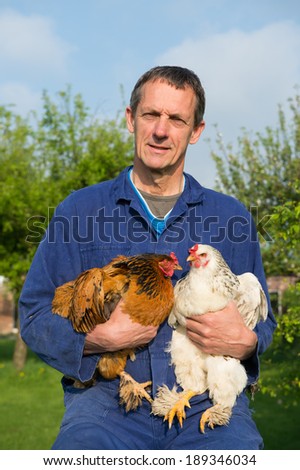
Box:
[112,165,205,206]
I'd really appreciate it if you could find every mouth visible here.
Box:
[148,143,171,153]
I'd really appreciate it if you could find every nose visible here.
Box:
[153,116,169,140]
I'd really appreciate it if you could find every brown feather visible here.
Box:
[69,268,105,333]
[52,281,74,318]
[98,349,135,379]
[52,252,181,408]
[52,253,180,331]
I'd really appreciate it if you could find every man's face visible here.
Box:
[126,80,205,173]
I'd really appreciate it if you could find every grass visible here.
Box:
[251,393,299,450]
[249,336,300,450]
[0,338,64,450]
[0,336,299,450]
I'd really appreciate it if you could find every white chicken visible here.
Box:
[152,243,268,432]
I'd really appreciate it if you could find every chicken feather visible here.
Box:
[152,244,268,432]
[52,252,181,411]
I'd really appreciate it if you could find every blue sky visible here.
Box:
[0,0,299,187]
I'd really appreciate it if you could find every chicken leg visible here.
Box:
[98,350,153,412]
[200,404,232,433]
[119,371,153,412]
[152,385,199,427]
[153,385,233,432]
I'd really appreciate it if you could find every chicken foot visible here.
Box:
[152,385,198,428]
[200,404,232,433]
[119,371,152,412]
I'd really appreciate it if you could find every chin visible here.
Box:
[141,158,169,172]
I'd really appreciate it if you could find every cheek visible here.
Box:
[176,133,194,154]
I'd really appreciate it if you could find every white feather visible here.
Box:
[153,244,268,430]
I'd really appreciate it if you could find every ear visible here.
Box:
[125,106,135,134]
[189,120,205,145]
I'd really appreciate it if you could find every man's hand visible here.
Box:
[84,301,158,355]
[185,301,257,360]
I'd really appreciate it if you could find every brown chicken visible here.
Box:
[52,252,181,411]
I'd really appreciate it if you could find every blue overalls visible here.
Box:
[19,167,276,449]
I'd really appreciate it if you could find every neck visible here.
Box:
[132,161,184,196]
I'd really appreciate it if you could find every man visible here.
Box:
[19,66,276,449]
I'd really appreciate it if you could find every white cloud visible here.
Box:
[157,21,300,137]
[157,21,300,187]
[0,82,41,116]
[0,8,74,74]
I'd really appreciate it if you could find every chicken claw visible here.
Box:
[152,385,198,428]
[119,371,152,412]
[200,404,231,433]
[165,390,197,428]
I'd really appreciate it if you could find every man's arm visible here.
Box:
[19,198,98,382]
[185,301,258,360]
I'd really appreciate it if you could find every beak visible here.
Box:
[187,254,196,262]
[175,264,182,270]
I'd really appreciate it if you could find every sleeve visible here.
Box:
[241,214,277,386]
[19,196,99,382]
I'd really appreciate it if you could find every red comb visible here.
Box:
[188,244,199,254]
[170,252,178,262]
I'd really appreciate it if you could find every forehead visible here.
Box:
[138,79,196,117]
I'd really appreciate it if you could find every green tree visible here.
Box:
[258,191,300,399]
[211,92,300,398]
[35,88,133,201]
[0,88,133,368]
[210,92,300,276]
[0,87,133,298]
[0,106,45,369]
[0,107,40,297]
[270,184,300,340]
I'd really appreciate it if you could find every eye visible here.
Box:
[169,115,188,127]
